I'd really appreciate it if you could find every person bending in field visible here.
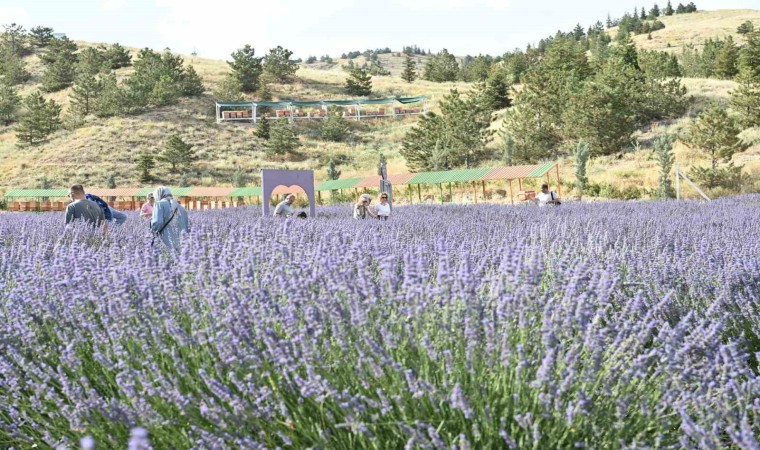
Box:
[85,191,128,225]
[65,184,105,227]
[536,184,561,207]
[273,194,297,218]
[354,194,377,220]
[150,186,189,252]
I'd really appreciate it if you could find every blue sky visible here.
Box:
[1,0,756,60]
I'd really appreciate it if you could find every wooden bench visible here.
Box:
[518,190,536,201]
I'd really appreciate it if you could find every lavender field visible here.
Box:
[1,198,760,449]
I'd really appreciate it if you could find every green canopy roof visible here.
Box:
[315,177,364,191]
[527,162,557,178]
[216,96,428,108]
[229,187,262,196]
[4,189,69,198]
[408,168,493,184]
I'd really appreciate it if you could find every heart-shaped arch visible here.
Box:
[261,169,316,218]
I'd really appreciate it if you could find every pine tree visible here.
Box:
[664,0,675,15]
[104,43,132,69]
[738,30,760,79]
[40,37,78,92]
[0,81,21,125]
[41,58,76,92]
[345,67,372,96]
[228,45,263,93]
[77,47,108,75]
[737,21,755,35]
[135,153,155,183]
[262,46,298,83]
[93,72,124,118]
[326,159,341,180]
[320,109,350,142]
[401,89,493,170]
[15,91,61,145]
[69,72,102,117]
[575,141,590,199]
[401,53,417,83]
[159,135,198,173]
[255,116,270,140]
[266,119,301,156]
[649,3,661,18]
[0,46,31,85]
[180,65,205,96]
[653,135,675,198]
[684,102,748,171]
[1,23,29,57]
[676,3,686,13]
[213,75,244,102]
[714,36,740,79]
[29,26,54,48]
[232,167,248,187]
[730,69,760,128]
[423,49,459,82]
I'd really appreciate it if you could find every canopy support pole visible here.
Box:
[317,191,322,204]
[356,103,361,121]
[439,183,444,203]
[216,103,220,123]
[518,178,522,191]
[676,165,680,200]
[253,104,257,124]
[417,184,422,202]
[509,179,514,205]
[481,181,486,201]
[449,182,453,203]
[289,104,294,123]
[472,181,477,204]
[408,185,413,204]
[556,164,561,197]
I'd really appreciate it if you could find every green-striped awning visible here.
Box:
[4,189,70,198]
[408,167,493,184]
[229,187,262,196]
[216,96,428,108]
[316,177,364,191]
[527,162,557,178]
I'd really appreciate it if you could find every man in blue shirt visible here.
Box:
[85,192,127,224]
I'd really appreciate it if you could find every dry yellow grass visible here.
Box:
[1,12,758,198]
[611,9,760,53]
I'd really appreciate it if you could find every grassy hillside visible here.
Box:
[1,9,759,200]
[611,9,760,52]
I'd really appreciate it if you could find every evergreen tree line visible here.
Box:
[214,44,300,103]
[0,23,207,145]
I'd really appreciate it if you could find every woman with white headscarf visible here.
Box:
[150,186,189,251]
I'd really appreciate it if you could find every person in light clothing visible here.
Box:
[273,194,296,217]
[536,184,561,207]
[140,193,154,219]
[374,192,391,220]
[353,194,377,219]
[150,187,189,251]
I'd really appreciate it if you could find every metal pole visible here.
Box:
[357,103,361,121]
[472,181,478,204]
[449,182,453,202]
[676,164,680,200]
[417,184,422,202]
[439,183,444,203]
[481,181,486,201]
[253,104,257,124]
[216,104,220,123]
[678,166,711,201]
[556,164,561,197]
[509,179,514,205]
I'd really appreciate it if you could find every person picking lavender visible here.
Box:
[274,194,297,218]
